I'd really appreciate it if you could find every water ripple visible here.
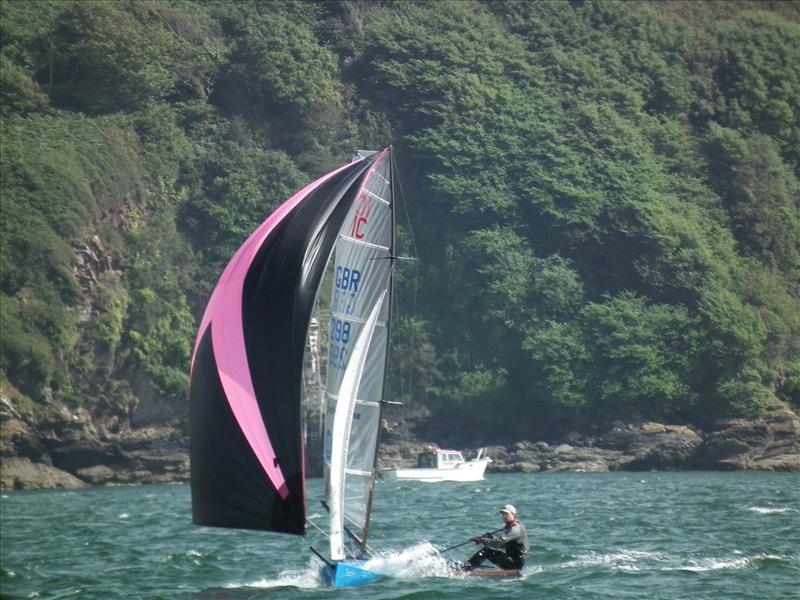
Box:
[2,472,798,599]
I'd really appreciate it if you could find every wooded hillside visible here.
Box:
[2,0,798,442]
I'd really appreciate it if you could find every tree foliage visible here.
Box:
[1,0,798,439]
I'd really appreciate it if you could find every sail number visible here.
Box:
[330,267,361,369]
[330,318,351,343]
[329,317,351,371]
[336,266,360,292]
[333,267,360,316]
[351,192,373,239]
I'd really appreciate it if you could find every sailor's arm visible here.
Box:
[483,524,522,549]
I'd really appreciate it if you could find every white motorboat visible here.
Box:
[380,448,491,482]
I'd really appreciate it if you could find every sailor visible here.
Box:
[463,504,529,571]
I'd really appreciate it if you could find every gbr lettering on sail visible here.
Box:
[330,191,373,371]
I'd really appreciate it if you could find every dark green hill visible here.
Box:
[1,0,798,443]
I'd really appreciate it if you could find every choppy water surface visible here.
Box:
[2,472,798,599]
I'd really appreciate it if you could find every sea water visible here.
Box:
[1,472,798,599]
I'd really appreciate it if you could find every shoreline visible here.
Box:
[1,408,798,491]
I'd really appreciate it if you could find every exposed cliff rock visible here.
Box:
[1,457,87,490]
[1,397,188,490]
[376,411,799,475]
[476,422,704,473]
[695,410,800,471]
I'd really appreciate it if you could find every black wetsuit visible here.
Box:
[466,520,529,570]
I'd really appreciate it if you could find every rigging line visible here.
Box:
[343,513,366,529]
[321,500,373,557]
[393,150,418,262]
[307,516,331,539]
[392,149,420,399]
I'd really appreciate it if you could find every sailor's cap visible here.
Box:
[499,504,517,516]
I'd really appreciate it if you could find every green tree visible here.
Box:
[581,292,700,421]
[48,1,176,112]
[704,124,800,277]
[523,320,589,416]
[213,3,338,112]
[695,283,768,416]
[181,143,306,273]
[713,11,800,165]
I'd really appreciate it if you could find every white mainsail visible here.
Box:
[323,149,393,561]
[328,291,387,560]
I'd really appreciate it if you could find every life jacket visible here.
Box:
[505,539,525,560]
[503,521,528,561]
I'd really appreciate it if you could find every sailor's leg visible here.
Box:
[464,548,489,570]
[486,550,523,569]
[483,549,519,569]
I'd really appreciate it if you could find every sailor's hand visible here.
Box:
[472,536,482,544]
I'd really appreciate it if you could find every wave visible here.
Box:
[559,548,795,574]
[226,557,323,590]
[563,549,664,570]
[162,549,210,566]
[667,557,752,572]
[212,543,795,591]
[748,506,798,514]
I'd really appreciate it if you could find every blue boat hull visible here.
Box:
[320,561,383,587]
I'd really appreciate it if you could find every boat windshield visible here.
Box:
[417,453,435,468]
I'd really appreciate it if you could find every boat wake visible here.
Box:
[227,557,324,590]
[362,542,454,579]
[363,542,528,580]
[230,542,469,589]
[563,549,663,571]
[223,542,796,590]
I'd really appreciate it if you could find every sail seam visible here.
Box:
[372,171,390,186]
[362,188,389,205]
[325,392,381,408]
[328,314,388,328]
[336,235,390,251]
[344,468,372,476]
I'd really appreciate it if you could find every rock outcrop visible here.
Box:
[1,397,189,490]
[479,422,704,473]
[376,411,799,475]
[1,457,88,490]
[694,410,800,471]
